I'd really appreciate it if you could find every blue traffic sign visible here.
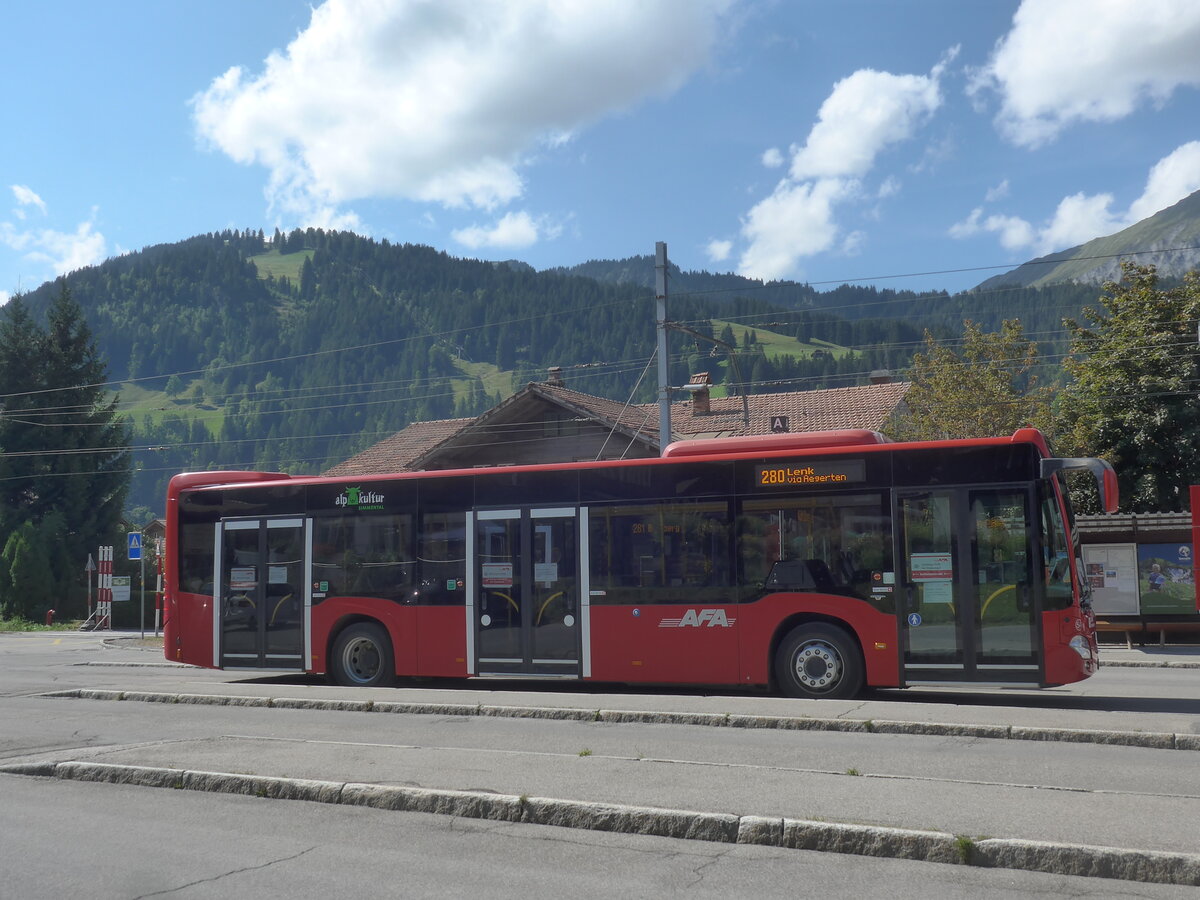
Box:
[127,532,142,560]
[907,613,922,627]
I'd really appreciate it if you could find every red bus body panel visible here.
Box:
[1043,606,1097,685]
[588,605,742,685]
[170,591,214,668]
[165,429,1105,694]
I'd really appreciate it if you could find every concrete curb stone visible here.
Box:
[341,782,523,821]
[4,760,1199,887]
[782,819,963,865]
[39,687,1200,753]
[181,769,344,803]
[972,838,1200,884]
[1008,725,1178,750]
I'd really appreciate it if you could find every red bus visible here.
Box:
[163,427,1117,698]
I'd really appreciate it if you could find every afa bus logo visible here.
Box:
[658,608,735,628]
[335,486,386,511]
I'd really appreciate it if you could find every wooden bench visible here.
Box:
[1094,617,1200,649]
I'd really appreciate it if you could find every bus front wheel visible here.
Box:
[330,622,395,687]
[775,624,863,699]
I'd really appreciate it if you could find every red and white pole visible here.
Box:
[100,546,113,630]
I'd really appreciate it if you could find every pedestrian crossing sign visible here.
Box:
[128,532,142,560]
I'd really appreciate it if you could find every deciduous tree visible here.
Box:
[897,319,1052,441]
[1056,263,1200,512]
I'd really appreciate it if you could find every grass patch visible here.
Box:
[0,617,80,632]
[954,835,976,863]
[710,319,851,362]
[248,248,315,283]
[118,381,223,434]
[450,358,514,407]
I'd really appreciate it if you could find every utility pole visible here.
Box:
[656,242,671,455]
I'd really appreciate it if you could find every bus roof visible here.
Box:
[170,428,1064,496]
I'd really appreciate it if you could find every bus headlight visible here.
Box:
[1069,634,1092,661]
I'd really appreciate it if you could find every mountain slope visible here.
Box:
[976,190,1200,291]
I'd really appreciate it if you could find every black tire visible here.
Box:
[775,623,863,699]
[330,622,395,687]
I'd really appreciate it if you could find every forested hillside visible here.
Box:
[562,254,1102,355]
[22,229,934,514]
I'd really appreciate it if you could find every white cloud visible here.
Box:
[738,178,855,280]
[0,290,9,305]
[947,207,982,240]
[985,179,1010,202]
[877,176,901,199]
[986,214,1037,252]
[789,65,945,180]
[1128,140,1200,221]
[30,221,108,274]
[973,0,1200,147]
[736,55,950,281]
[1038,192,1124,253]
[951,142,1200,255]
[0,218,107,278]
[948,207,1036,251]
[452,210,544,249]
[11,185,47,217]
[193,0,731,226]
[761,147,784,169]
[706,238,732,262]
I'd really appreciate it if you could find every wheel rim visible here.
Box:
[792,639,843,693]
[342,636,382,684]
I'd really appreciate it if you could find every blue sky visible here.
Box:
[4,0,1200,304]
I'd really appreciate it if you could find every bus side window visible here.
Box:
[1040,483,1073,610]
[418,511,466,605]
[179,523,216,596]
[740,493,891,603]
[588,502,730,604]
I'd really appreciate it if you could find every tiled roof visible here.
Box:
[323,380,910,475]
[323,417,473,476]
[677,381,911,438]
[533,383,661,438]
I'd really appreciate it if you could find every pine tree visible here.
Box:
[0,286,130,618]
[1,522,51,620]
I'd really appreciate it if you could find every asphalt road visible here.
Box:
[3,631,1200,895]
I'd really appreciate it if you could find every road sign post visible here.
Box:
[128,532,145,637]
[140,548,146,639]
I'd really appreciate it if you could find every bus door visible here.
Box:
[469,507,584,678]
[214,517,311,671]
[897,488,1040,685]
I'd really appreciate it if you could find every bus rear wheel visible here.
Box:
[330,622,395,687]
[775,624,863,699]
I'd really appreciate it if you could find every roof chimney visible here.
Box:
[869,369,892,385]
[547,366,563,386]
[689,372,711,415]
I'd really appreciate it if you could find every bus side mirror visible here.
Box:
[1040,458,1119,514]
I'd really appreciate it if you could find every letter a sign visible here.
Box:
[127,532,142,561]
[770,415,789,433]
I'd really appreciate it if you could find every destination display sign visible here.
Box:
[755,459,866,488]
